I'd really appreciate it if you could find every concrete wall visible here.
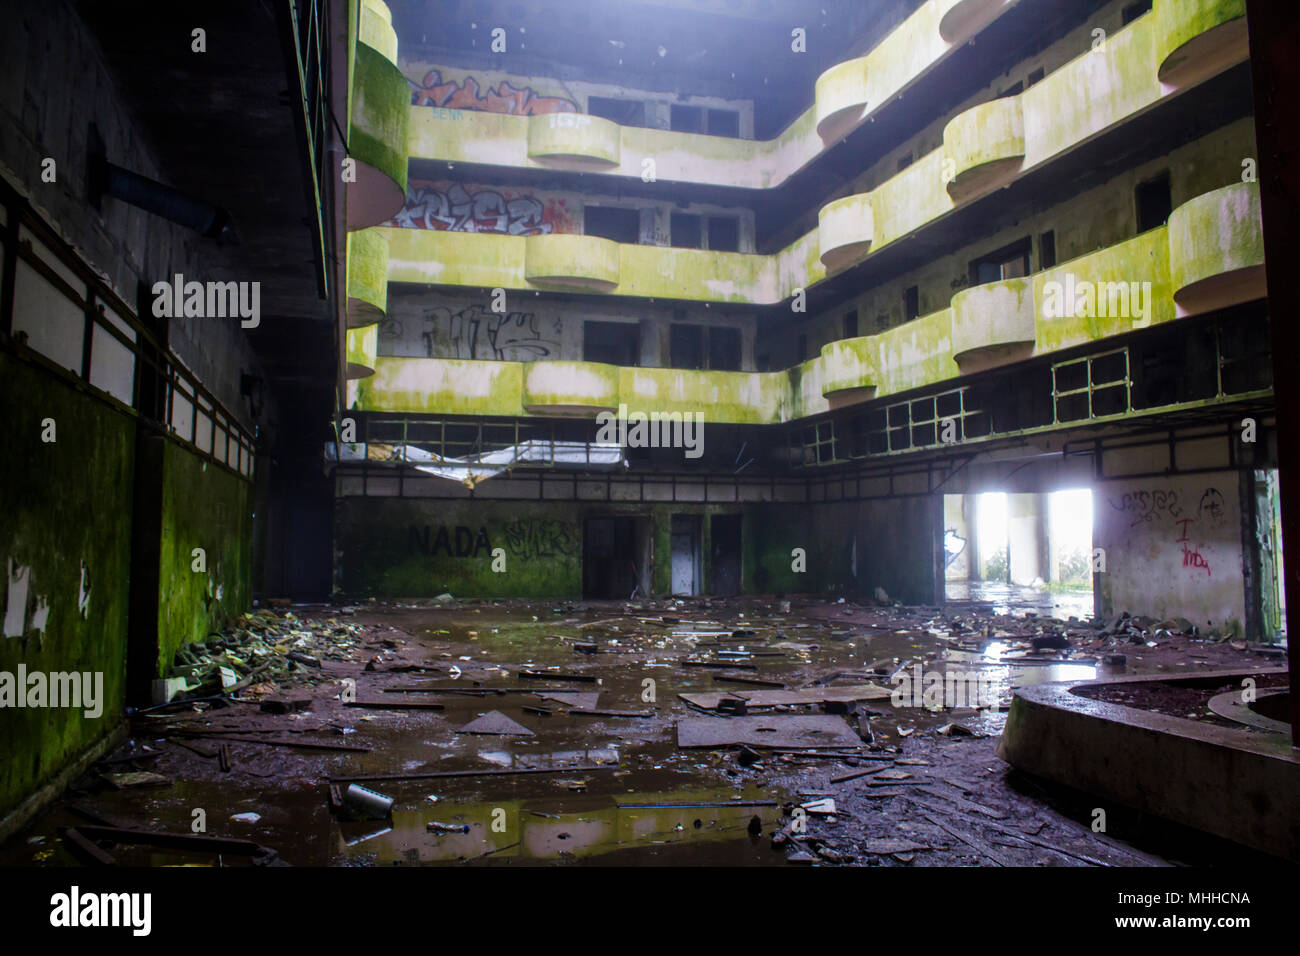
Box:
[0,0,264,426]
[0,353,132,821]
[1094,471,1246,635]
[333,487,938,603]
[155,442,254,675]
[0,0,262,823]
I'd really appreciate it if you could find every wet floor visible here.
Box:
[0,595,1270,867]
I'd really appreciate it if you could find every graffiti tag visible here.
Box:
[410,70,577,115]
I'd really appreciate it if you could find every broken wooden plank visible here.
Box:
[566,708,656,718]
[712,674,787,688]
[62,827,117,866]
[913,809,1016,866]
[676,715,861,750]
[73,825,275,857]
[329,765,618,784]
[681,660,758,671]
[345,699,445,711]
[858,838,937,855]
[829,766,885,784]
[205,735,371,753]
[678,683,891,710]
[519,669,599,683]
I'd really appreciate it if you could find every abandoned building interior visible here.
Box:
[1,0,1298,888]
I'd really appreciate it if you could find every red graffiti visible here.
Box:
[410,70,577,115]
[1175,518,1211,577]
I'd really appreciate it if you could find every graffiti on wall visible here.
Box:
[406,519,577,561]
[1108,489,1183,527]
[503,519,578,559]
[1109,485,1227,578]
[410,69,578,114]
[388,182,576,235]
[943,529,966,568]
[409,525,493,558]
[380,304,563,361]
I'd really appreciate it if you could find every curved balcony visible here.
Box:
[345,324,378,379]
[1168,181,1265,317]
[938,0,1014,44]
[348,1,409,230]
[526,113,621,169]
[818,194,874,273]
[814,57,871,144]
[346,229,389,327]
[943,95,1025,202]
[521,361,620,416]
[525,234,620,291]
[1156,0,1248,89]
[619,367,784,425]
[951,276,1035,373]
[818,338,878,409]
[358,0,397,62]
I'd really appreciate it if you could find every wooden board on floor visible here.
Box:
[678,683,891,710]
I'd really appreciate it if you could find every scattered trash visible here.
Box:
[337,783,394,821]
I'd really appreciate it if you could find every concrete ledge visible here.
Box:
[998,668,1299,861]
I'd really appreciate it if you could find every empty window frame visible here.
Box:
[584,320,639,366]
[671,212,703,249]
[903,285,920,321]
[1039,230,1057,269]
[585,205,640,243]
[670,323,705,369]
[587,95,646,127]
[1051,348,1131,423]
[970,236,1032,285]
[707,216,739,252]
[708,326,741,371]
[842,309,859,339]
[1135,171,1172,233]
[670,104,703,133]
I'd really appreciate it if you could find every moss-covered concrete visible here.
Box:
[336,498,581,599]
[155,440,254,676]
[0,353,133,820]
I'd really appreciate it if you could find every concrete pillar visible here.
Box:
[1008,493,1049,586]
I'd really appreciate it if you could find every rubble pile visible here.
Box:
[161,609,364,702]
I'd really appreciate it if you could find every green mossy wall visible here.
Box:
[337,497,584,598]
[155,441,254,675]
[0,354,133,819]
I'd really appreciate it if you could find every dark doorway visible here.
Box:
[711,513,742,594]
[670,514,702,595]
[583,516,645,598]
